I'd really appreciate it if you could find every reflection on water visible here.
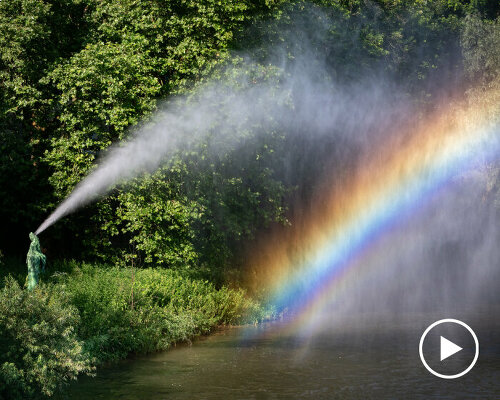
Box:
[61,311,500,399]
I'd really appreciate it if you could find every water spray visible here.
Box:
[34,69,401,235]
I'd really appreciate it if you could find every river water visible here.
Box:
[62,310,499,399]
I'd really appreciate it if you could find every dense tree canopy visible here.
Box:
[0,0,498,280]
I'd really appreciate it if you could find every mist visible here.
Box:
[320,176,499,315]
[35,5,499,330]
[36,61,409,235]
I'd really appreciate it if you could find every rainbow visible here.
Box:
[245,87,500,336]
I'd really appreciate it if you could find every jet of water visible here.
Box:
[36,59,406,236]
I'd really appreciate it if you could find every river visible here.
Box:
[61,310,499,399]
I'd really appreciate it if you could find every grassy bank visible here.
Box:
[0,260,273,399]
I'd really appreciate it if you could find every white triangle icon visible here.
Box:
[440,336,463,361]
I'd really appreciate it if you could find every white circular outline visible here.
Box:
[419,318,479,379]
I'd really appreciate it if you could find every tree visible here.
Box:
[461,14,500,207]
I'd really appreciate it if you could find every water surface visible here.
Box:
[63,310,500,399]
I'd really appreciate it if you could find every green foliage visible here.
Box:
[2,0,498,265]
[462,14,500,87]
[41,0,284,203]
[461,14,500,206]
[0,278,93,399]
[115,172,201,269]
[132,266,268,324]
[237,0,477,88]
[44,40,161,199]
[108,122,289,277]
[0,0,87,252]
[0,262,270,397]
[41,0,289,270]
[0,0,284,258]
[53,264,268,363]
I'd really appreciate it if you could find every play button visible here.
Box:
[419,319,479,379]
[440,336,462,361]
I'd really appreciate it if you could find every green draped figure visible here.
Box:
[26,232,46,290]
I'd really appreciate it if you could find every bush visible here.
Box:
[134,267,269,325]
[0,278,93,399]
[53,264,269,363]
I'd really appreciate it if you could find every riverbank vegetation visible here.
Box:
[1,0,498,398]
[0,260,271,399]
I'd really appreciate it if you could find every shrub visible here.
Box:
[0,278,93,399]
[134,267,268,324]
[53,264,269,362]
